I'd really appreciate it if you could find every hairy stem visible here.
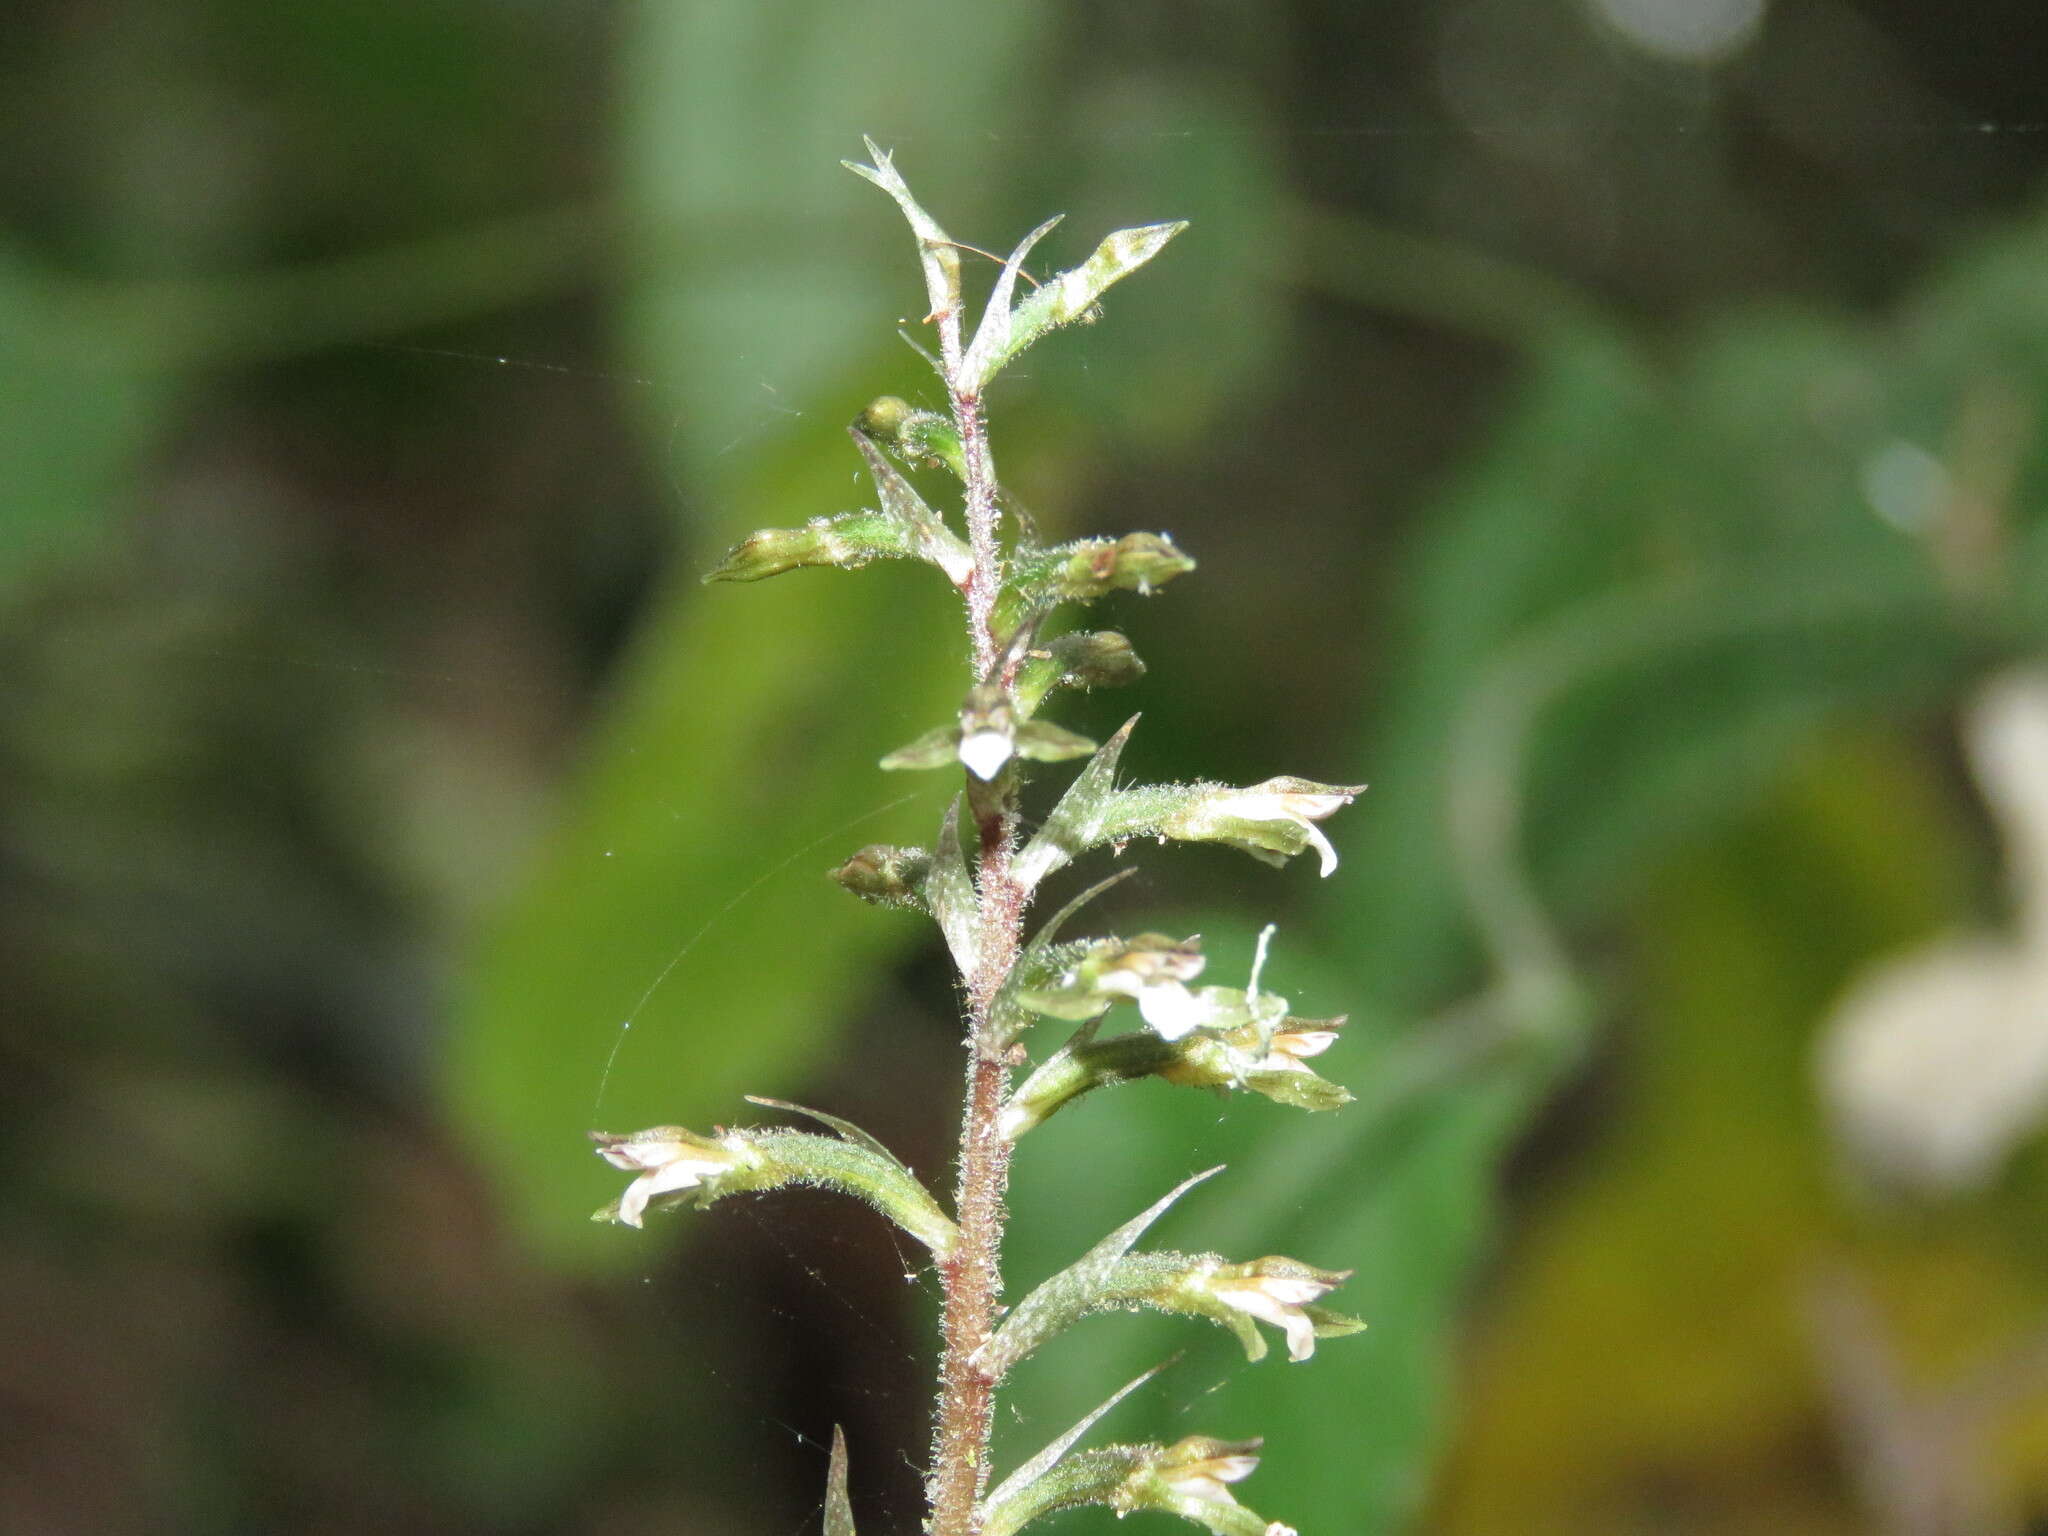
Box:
[929,380,1024,1536]
[957,392,1002,682]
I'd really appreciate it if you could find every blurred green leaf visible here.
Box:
[447,432,963,1262]
[0,246,173,596]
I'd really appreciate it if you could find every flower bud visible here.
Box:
[854,394,915,438]
[1049,628,1146,689]
[828,844,932,910]
[1054,531,1198,601]
[856,394,966,480]
[998,533,1196,630]
[704,513,907,583]
[1014,629,1147,714]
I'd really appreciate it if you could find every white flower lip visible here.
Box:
[958,728,1015,781]
[1208,1260,1349,1362]
[1258,1026,1340,1072]
[1157,1442,1260,1505]
[1227,789,1349,877]
[590,1129,738,1228]
[1166,777,1364,876]
[1092,935,1210,1039]
[1135,981,1205,1039]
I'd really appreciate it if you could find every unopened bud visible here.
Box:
[1056,531,1197,601]
[856,395,966,479]
[1050,629,1146,689]
[828,844,932,909]
[1015,630,1148,714]
[705,513,905,583]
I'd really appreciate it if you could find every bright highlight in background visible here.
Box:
[1587,0,1766,63]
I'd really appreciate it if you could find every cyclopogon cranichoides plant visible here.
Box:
[587,140,1366,1536]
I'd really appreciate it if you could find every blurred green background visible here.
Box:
[8,2,2048,1532]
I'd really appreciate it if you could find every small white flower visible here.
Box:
[1091,934,1209,1040]
[1205,1257,1353,1362]
[589,1127,745,1228]
[1162,777,1364,877]
[1152,1436,1261,1506]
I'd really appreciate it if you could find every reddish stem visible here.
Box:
[927,381,1023,1536]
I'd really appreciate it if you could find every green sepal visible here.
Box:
[998,533,1196,630]
[878,724,960,772]
[1015,716,1137,889]
[827,843,933,913]
[963,219,1189,393]
[824,1426,856,1536]
[1015,719,1097,762]
[1305,1303,1370,1344]
[1013,961,1117,1023]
